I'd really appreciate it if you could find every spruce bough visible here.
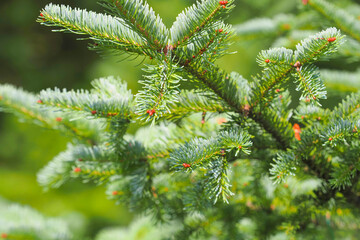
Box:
[1,0,360,239]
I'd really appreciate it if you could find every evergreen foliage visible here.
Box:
[2,0,360,239]
[0,200,73,240]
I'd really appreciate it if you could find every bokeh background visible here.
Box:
[0,0,357,238]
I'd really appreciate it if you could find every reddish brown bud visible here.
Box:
[327,37,336,42]
[265,59,270,63]
[294,61,301,71]
[112,191,118,196]
[293,123,301,141]
[182,163,191,168]
[55,117,62,122]
[37,100,43,104]
[147,109,156,116]
[74,167,81,173]
[329,137,333,141]
[91,110,97,115]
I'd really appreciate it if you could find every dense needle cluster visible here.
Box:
[1,0,360,239]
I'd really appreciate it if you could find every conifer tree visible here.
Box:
[1,0,360,239]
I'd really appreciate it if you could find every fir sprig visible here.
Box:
[135,63,183,122]
[39,4,149,56]
[170,0,235,48]
[170,127,252,172]
[39,77,133,119]
[292,65,327,103]
[37,144,114,189]
[270,151,298,184]
[294,27,344,63]
[175,21,233,64]
[162,90,231,121]
[330,92,360,120]
[308,0,360,42]
[1,0,359,238]
[101,0,169,50]
[0,84,104,143]
[0,202,72,240]
[205,157,234,204]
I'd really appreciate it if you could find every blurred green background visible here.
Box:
[1,0,346,238]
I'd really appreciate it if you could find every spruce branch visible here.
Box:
[170,127,252,172]
[39,4,149,56]
[135,63,183,122]
[179,49,292,148]
[0,84,56,127]
[0,202,72,240]
[135,114,225,166]
[181,63,250,113]
[250,107,294,149]
[107,120,148,171]
[270,90,293,121]
[175,21,233,64]
[294,27,344,63]
[253,47,294,107]
[37,144,115,189]
[294,102,328,125]
[205,157,234,204]
[107,166,153,212]
[73,161,121,184]
[170,0,235,48]
[330,92,360,120]
[39,77,133,119]
[270,151,298,184]
[292,64,327,104]
[38,139,147,190]
[328,141,360,190]
[0,84,103,144]
[253,28,343,107]
[321,119,358,147]
[308,0,360,42]
[101,0,169,50]
[329,163,358,190]
[162,90,231,121]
